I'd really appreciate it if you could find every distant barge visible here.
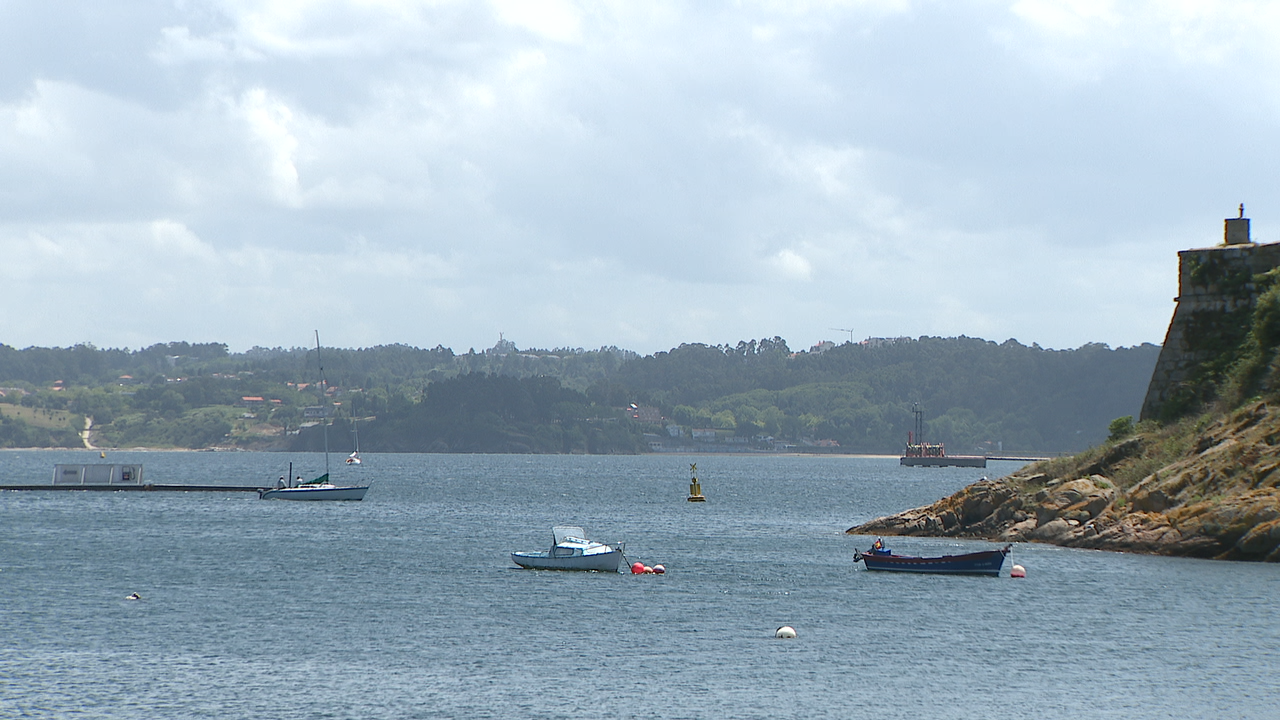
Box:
[900,453,987,468]
[899,404,988,468]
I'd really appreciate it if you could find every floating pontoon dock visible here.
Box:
[0,463,264,492]
[0,484,265,492]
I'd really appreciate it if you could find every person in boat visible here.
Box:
[277,476,285,489]
[871,538,889,554]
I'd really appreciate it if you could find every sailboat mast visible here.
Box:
[316,330,330,478]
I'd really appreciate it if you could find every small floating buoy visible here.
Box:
[775,626,797,639]
[653,564,665,574]
[126,592,141,600]
[1010,564,1026,578]
[631,562,645,575]
[100,451,106,458]
[643,565,654,574]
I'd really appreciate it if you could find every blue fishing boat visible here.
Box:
[854,538,1010,576]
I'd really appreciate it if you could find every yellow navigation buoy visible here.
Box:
[687,463,706,502]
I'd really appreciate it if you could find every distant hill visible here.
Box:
[593,337,1160,454]
[0,336,1158,453]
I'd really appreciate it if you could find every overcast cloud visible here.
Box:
[2,0,1277,354]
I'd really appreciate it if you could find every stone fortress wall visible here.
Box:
[1141,209,1280,420]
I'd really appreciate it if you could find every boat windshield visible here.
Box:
[553,526,589,545]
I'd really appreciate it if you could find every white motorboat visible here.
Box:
[511,526,623,572]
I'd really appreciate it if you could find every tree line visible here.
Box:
[0,335,1159,453]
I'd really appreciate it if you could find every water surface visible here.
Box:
[2,451,1277,719]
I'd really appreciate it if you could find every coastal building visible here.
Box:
[1142,207,1280,420]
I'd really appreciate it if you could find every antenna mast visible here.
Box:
[829,327,855,343]
[913,402,924,445]
[316,330,330,478]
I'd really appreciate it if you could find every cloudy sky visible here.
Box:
[2,1,1278,355]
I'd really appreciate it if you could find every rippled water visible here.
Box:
[2,450,1278,719]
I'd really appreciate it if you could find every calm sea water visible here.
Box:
[2,450,1278,719]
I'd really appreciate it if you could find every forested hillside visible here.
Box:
[295,374,644,455]
[595,337,1158,453]
[0,336,1158,453]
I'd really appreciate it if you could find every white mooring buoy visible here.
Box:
[775,625,797,639]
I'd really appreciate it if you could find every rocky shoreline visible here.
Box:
[849,401,1280,562]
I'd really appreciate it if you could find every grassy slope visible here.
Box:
[0,404,81,429]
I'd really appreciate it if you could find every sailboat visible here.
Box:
[345,418,362,465]
[260,332,370,501]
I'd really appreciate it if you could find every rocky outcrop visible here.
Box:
[849,400,1280,562]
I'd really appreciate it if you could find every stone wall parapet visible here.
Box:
[1141,237,1280,421]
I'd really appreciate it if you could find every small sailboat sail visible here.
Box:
[345,417,362,464]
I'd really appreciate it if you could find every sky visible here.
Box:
[2,0,1279,355]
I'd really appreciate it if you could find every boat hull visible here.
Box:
[259,486,369,501]
[900,455,987,467]
[511,551,622,572]
[856,547,1009,576]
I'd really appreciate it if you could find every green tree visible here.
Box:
[711,409,736,430]
[1108,416,1134,442]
